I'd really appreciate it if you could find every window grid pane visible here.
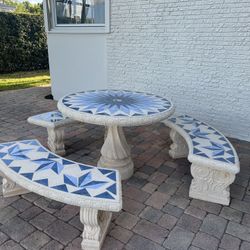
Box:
[55,0,105,25]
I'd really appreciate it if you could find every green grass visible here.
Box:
[0,70,50,91]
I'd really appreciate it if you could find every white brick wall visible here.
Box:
[107,0,250,141]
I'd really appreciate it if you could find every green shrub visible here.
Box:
[0,12,48,73]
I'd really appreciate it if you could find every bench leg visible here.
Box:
[189,164,235,205]
[0,172,29,197]
[169,129,189,159]
[80,207,112,250]
[47,127,65,156]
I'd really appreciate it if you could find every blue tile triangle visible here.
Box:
[21,172,34,180]
[223,143,231,149]
[2,159,13,166]
[194,122,200,127]
[207,127,214,131]
[73,188,91,196]
[79,172,92,187]
[52,184,68,192]
[62,159,73,165]
[51,162,64,175]
[212,149,225,157]
[215,157,228,163]
[64,174,78,187]
[0,152,7,158]
[35,178,49,186]
[10,166,21,173]
[158,109,166,112]
[99,169,113,175]
[193,148,201,154]
[95,191,114,200]
[219,137,227,142]
[107,172,116,181]
[169,118,176,122]
[48,153,57,159]
[37,147,48,153]
[163,105,170,109]
[197,152,209,158]
[226,150,234,156]
[107,184,117,195]
[227,157,235,164]
[79,164,93,171]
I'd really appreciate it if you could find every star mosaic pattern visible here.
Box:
[31,111,65,123]
[169,115,236,165]
[0,140,119,201]
[62,90,172,117]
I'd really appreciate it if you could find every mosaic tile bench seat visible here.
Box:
[0,140,122,250]
[28,110,77,156]
[163,115,240,205]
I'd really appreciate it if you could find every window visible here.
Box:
[44,0,110,33]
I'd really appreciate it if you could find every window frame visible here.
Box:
[43,0,110,34]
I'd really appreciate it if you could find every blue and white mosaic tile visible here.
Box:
[62,90,172,117]
[169,115,236,164]
[31,111,65,123]
[0,140,118,201]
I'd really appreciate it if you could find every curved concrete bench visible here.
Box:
[0,139,122,250]
[28,110,77,156]
[163,115,240,205]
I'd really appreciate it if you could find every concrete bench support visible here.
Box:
[80,208,112,250]
[169,129,189,159]
[190,163,235,205]
[47,127,65,156]
[0,171,28,197]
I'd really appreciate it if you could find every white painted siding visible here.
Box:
[48,34,107,100]
[107,0,250,141]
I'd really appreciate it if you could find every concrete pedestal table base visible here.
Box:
[98,126,134,180]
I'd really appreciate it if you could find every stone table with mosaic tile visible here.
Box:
[58,90,175,180]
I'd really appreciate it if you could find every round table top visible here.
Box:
[58,90,175,126]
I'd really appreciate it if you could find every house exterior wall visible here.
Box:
[107,0,250,141]
[47,34,107,100]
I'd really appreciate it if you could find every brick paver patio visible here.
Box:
[0,87,249,250]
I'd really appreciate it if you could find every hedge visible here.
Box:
[0,12,49,73]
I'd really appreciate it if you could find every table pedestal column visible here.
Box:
[98,126,134,180]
